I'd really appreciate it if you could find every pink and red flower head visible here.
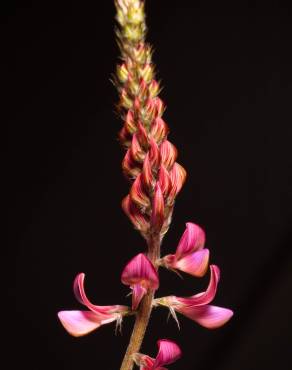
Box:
[121,253,159,310]
[58,273,129,337]
[134,339,182,369]
[161,222,210,277]
[156,265,233,329]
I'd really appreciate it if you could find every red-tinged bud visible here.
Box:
[139,64,153,83]
[160,140,178,170]
[125,109,136,134]
[168,163,187,204]
[122,195,149,232]
[119,126,131,147]
[144,97,165,122]
[141,153,155,190]
[130,134,145,163]
[125,57,134,71]
[150,116,169,144]
[121,88,133,109]
[150,183,165,232]
[144,98,156,121]
[158,165,171,197]
[121,253,159,310]
[128,75,140,96]
[122,149,141,178]
[148,80,160,98]
[154,97,165,117]
[134,96,141,112]
[130,174,151,209]
[136,122,149,148]
[116,63,129,83]
[138,78,148,100]
[149,138,161,170]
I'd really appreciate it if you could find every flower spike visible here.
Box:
[133,339,182,369]
[58,1,234,367]
[121,253,159,310]
[160,222,209,277]
[57,273,129,337]
[156,265,233,329]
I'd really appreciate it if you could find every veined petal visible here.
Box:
[176,265,220,306]
[176,222,206,259]
[153,339,182,368]
[132,283,147,310]
[133,354,155,370]
[173,249,209,277]
[121,253,159,290]
[175,305,233,329]
[73,273,128,315]
[57,310,116,337]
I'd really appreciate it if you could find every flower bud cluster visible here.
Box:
[115,0,186,238]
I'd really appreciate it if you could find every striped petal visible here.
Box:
[176,305,233,329]
[176,222,206,259]
[153,339,182,368]
[171,249,209,277]
[57,310,116,337]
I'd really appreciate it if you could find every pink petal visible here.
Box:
[172,249,209,277]
[132,283,147,310]
[57,310,116,337]
[176,265,220,306]
[121,253,159,290]
[176,305,233,329]
[176,222,206,259]
[153,339,182,368]
[133,354,155,370]
[73,273,128,315]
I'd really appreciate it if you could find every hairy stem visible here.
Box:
[120,233,161,370]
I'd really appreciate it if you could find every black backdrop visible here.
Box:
[6,0,292,369]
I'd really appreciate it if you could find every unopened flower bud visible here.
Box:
[122,195,149,232]
[130,174,151,209]
[150,183,165,232]
[148,80,160,98]
[117,63,129,83]
[160,140,178,170]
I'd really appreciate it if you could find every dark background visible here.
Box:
[4,0,292,369]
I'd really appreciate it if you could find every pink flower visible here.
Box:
[57,273,129,337]
[121,253,159,310]
[156,265,233,329]
[133,339,182,369]
[161,222,209,277]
